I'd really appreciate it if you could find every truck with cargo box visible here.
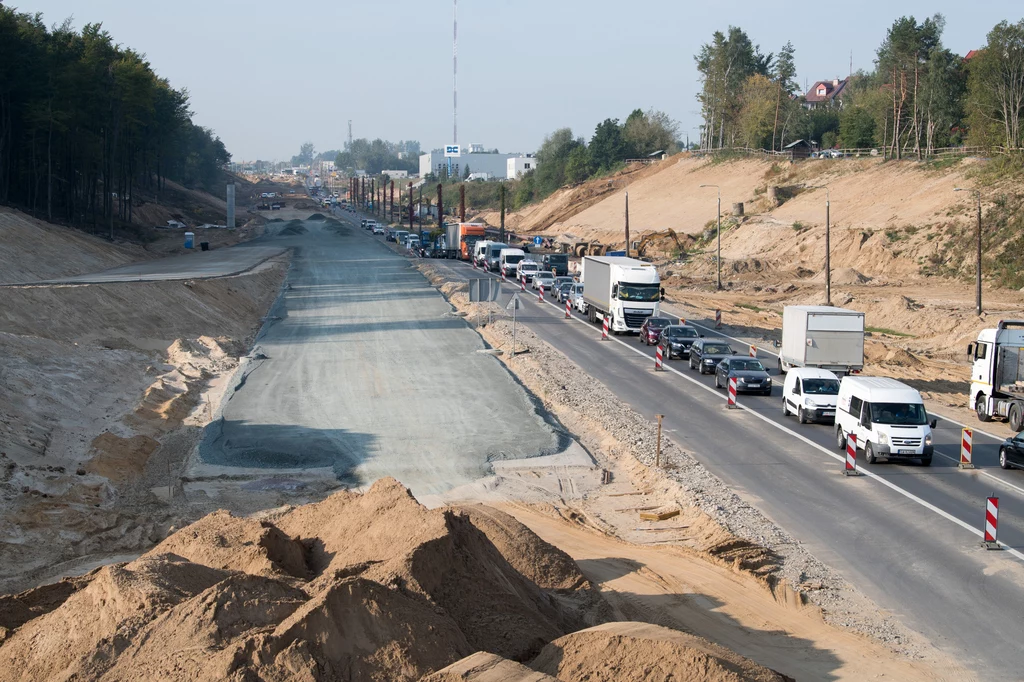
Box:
[778,306,865,375]
[580,256,662,334]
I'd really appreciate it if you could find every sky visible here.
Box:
[14,1,1021,161]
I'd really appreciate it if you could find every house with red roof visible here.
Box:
[803,78,850,109]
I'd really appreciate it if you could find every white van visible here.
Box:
[835,376,936,466]
[516,260,541,283]
[485,242,508,271]
[473,240,492,267]
[782,368,840,424]
[499,248,526,277]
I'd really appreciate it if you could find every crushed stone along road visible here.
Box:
[197,217,565,497]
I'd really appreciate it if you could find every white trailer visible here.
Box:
[969,320,1024,431]
[580,256,662,334]
[779,305,865,374]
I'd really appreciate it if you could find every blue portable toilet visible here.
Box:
[184,231,195,249]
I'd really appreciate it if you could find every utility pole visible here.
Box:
[459,184,466,222]
[500,183,506,244]
[437,183,444,242]
[955,187,983,315]
[408,182,414,232]
[809,186,832,305]
[700,184,722,290]
[390,180,395,224]
[624,191,630,258]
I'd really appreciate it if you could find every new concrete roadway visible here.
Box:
[197,217,568,497]
[407,222,1024,680]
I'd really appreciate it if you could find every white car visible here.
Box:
[571,283,587,313]
[532,272,556,291]
[781,368,840,424]
[517,260,541,283]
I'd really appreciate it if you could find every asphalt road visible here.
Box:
[198,217,565,497]
[414,236,1024,680]
[19,243,287,284]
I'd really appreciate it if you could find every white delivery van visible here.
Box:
[835,376,937,466]
[485,242,508,271]
[473,240,492,267]
[782,368,841,424]
[499,248,526,277]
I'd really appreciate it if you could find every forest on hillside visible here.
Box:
[0,8,230,234]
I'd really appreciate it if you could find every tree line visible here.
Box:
[332,139,420,175]
[695,15,1024,157]
[0,8,230,235]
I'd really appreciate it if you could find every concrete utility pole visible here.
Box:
[700,184,722,290]
[459,184,466,222]
[390,180,395,223]
[809,185,832,305]
[954,187,983,315]
[624,191,630,258]
[437,183,444,238]
[500,183,506,244]
[408,182,414,232]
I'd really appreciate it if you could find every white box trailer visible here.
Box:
[779,305,865,374]
[581,256,662,333]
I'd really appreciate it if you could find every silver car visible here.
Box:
[532,272,556,291]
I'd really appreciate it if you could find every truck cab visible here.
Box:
[970,320,1024,431]
[580,256,662,334]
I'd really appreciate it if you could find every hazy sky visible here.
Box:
[16,1,1020,161]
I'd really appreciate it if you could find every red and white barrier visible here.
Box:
[501,269,507,282]
[565,298,571,319]
[537,283,544,301]
[960,428,974,469]
[472,258,478,270]
[727,377,737,408]
[601,316,609,340]
[520,275,526,292]
[844,433,858,476]
[985,496,999,547]
[655,344,664,371]
[749,344,757,358]
[715,309,722,329]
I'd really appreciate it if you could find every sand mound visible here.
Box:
[811,267,871,285]
[306,213,327,221]
[425,651,558,681]
[279,223,308,236]
[0,478,607,681]
[531,622,792,682]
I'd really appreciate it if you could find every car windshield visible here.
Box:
[647,318,670,329]
[547,255,568,263]
[870,402,928,425]
[667,327,698,338]
[505,255,524,265]
[523,265,539,272]
[729,360,765,372]
[617,283,661,302]
[803,379,840,395]
[703,344,732,355]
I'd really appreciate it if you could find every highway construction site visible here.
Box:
[0,163,1013,680]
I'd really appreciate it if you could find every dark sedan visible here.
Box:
[715,357,773,395]
[555,282,574,302]
[658,325,700,359]
[999,431,1024,469]
[639,317,673,346]
[689,338,736,374]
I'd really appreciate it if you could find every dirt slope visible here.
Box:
[0,479,609,681]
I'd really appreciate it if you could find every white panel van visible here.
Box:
[835,376,936,466]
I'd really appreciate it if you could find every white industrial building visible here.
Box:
[419,146,522,181]
[380,169,409,179]
[506,155,538,179]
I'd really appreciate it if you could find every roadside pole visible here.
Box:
[656,414,663,467]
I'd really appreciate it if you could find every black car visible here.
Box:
[658,325,699,359]
[555,282,574,302]
[999,432,1024,469]
[689,338,735,374]
[639,316,673,345]
[360,219,367,228]
[715,357,772,395]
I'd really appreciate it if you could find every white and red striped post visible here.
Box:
[844,433,859,476]
[520,274,526,291]
[601,316,609,340]
[537,283,544,301]
[749,344,757,358]
[715,309,722,329]
[727,377,737,408]
[472,258,478,270]
[501,268,507,282]
[960,428,975,469]
[985,496,999,548]
[565,297,571,319]
[655,343,664,371]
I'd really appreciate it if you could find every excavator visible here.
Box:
[571,229,684,259]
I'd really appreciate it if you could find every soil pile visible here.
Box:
[278,223,308,236]
[0,478,609,681]
[531,622,792,682]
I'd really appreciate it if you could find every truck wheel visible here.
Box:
[920,457,932,467]
[1009,403,1023,432]
[835,426,846,451]
[864,442,877,464]
[976,395,994,422]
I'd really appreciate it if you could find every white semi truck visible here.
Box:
[969,320,1024,432]
[778,305,865,375]
[580,256,662,334]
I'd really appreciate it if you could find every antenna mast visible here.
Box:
[453,0,458,144]
[347,120,353,150]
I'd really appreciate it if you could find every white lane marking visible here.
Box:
[454,261,1024,562]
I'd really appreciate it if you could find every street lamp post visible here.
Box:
[954,187,983,316]
[699,184,722,290]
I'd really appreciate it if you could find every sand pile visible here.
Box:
[0,478,608,681]
[531,622,792,682]
[279,222,308,236]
